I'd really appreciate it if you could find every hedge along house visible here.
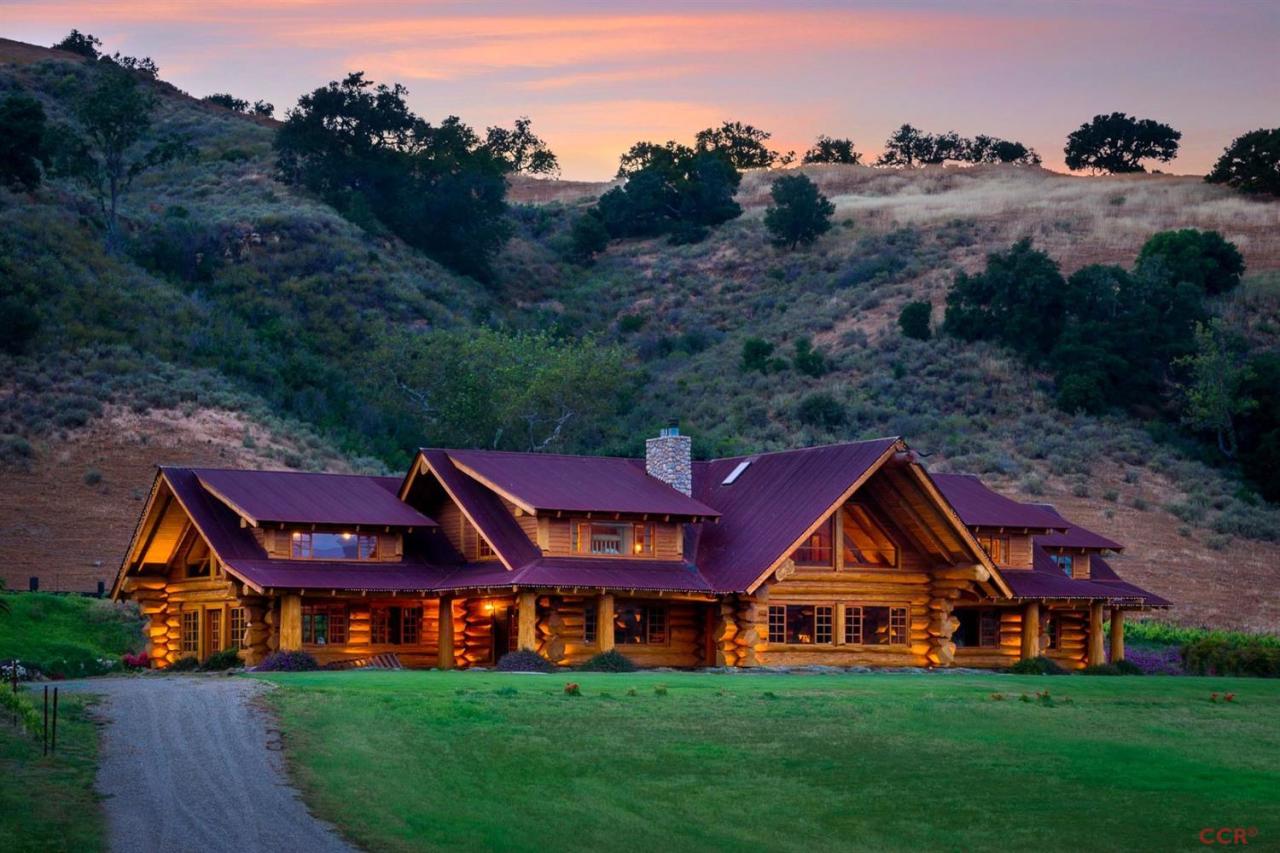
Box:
[112,430,1168,669]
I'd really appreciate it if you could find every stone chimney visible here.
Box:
[646,423,692,496]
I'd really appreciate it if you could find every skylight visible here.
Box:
[722,460,752,485]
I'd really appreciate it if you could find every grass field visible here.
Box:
[0,693,103,852]
[0,594,144,678]
[259,670,1280,852]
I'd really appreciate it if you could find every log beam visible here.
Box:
[1088,601,1105,667]
[279,594,302,651]
[1020,601,1040,660]
[597,594,615,652]
[438,596,454,669]
[1109,608,1125,663]
[517,591,538,652]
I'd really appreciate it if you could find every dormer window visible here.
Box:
[573,521,656,557]
[291,531,379,560]
[978,534,1010,565]
[1050,554,1074,576]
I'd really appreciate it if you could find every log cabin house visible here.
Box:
[112,430,1167,670]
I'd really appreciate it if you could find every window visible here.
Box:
[574,522,655,556]
[181,611,199,655]
[1046,616,1060,650]
[614,605,666,644]
[228,608,246,650]
[370,605,422,645]
[844,605,908,646]
[583,604,597,643]
[792,519,834,566]
[978,534,1010,565]
[841,505,898,568]
[291,532,379,560]
[506,607,519,653]
[207,609,222,653]
[955,608,1000,648]
[477,536,495,559]
[1050,554,1074,576]
[302,605,348,645]
[768,604,833,644]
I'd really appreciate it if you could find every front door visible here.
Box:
[491,608,513,663]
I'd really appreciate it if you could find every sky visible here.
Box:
[3,0,1277,180]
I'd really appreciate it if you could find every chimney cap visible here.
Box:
[659,422,680,437]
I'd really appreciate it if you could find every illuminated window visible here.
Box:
[302,604,348,645]
[583,605,597,643]
[843,605,908,646]
[978,534,1010,565]
[573,522,655,556]
[841,504,898,568]
[614,605,666,644]
[792,519,834,566]
[371,605,422,645]
[290,532,378,560]
[768,604,833,644]
[228,608,246,650]
[1046,616,1060,650]
[1050,554,1074,576]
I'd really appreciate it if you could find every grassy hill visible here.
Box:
[2,39,1279,629]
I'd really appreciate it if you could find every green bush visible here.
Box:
[167,656,201,672]
[1183,638,1280,677]
[796,392,846,429]
[0,688,42,737]
[1007,656,1069,675]
[200,647,242,671]
[899,301,932,341]
[578,649,637,672]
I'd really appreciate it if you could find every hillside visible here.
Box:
[2,40,1279,629]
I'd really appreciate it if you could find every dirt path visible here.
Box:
[59,676,355,853]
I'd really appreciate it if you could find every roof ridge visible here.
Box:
[427,448,642,462]
[708,436,900,464]
[173,465,397,480]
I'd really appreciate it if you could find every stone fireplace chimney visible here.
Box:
[646,423,692,496]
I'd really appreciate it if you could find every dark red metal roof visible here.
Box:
[223,558,448,592]
[692,439,899,592]
[442,449,720,517]
[162,467,266,561]
[1030,504,1124,551]
[1002,546,1147,602]
[932,474,1069,531]
[1089,555,1171,607]
[194,468,436,527]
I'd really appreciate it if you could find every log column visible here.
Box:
[1109,608,1125,663]
[437,595,454,669]
[279,594,303,652]
[517,591,538,652]
[597,594,615,652]
[1088,601,1105,667]
[1020,601,1041,660]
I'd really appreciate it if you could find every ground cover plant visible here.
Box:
[0,692,104,851]
[0,593,143,678]
[258,670,1280,852]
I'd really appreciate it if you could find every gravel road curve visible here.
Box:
[59,676,356,853]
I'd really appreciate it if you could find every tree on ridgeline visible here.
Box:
[876,124,965,167]
[596,139,741,244]
[51,62,194,250]
[1064,112,1180,174]
[802,136,862,165]
[275,72,511,278]
[203,93,249,112]
[52,30,101,59]
[482,116,559,176]
[965,134,1041,165]
[695,121,792,169]
[0,92,49,191]
[763,173,834,250]
[1206,128,1280,196]
[251,100,275,118]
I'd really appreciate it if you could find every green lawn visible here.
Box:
[0,693,104,852]
[259,670,1280,852]
[0,593,144,678]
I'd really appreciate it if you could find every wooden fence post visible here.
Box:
[51,688,59,754]
[42,686,48,756]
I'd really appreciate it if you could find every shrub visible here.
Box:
[1082,663,1141,676]
[83,468,103,486]
[898,301,932,341]
[1113,659,1144,675]
[201,647,242,671]
[1182,638,1280,677]
[0,688,42,736]
[167,656,200,672]
[1007,656,1069,675]
[796,392,846,429]
[122,651,149,669]
[254,650,320,672]
[496,649,555,673]
[578,649,637,672]
[741,338,775,373]
[792,337,827,377]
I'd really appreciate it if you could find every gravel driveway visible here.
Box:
[59,676,355,853]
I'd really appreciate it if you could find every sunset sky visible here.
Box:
[3,0,1277,180]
